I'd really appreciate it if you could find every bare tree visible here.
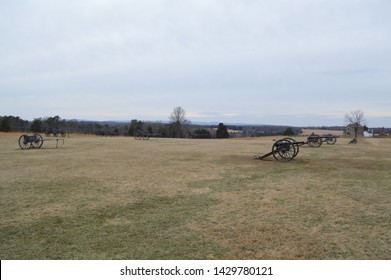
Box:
[169,106,189,124]
[345,110,366,139]
[169,106,190,138]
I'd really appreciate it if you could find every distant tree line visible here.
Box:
[0,114,243,138]
[0,115,307,138]
[3,113,386,138]
[0,115,130,135]
[0,116,30,132]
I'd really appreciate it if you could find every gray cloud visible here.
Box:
[1,0,391,126]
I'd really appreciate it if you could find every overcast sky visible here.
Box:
[1,0,390,127]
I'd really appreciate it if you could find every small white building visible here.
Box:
[364,130,374,137]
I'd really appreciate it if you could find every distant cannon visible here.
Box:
[307,134,338,147]
[134,130,150,140]
[134,130,160,140]
[45,129,66,137]
[96,130,119,137]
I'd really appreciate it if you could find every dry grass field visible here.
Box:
[1,133,390,259]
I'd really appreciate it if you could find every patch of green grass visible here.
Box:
[1,194,223,259]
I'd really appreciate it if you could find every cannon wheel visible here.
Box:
[281,137,300,158]
[143,132,150,140]
[307,134,322,147]
[31,134,44,149]
[134,130,142,140]
[326,136,337,145]
[272,138,297,162]
[18,135,31,150]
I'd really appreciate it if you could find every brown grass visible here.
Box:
[0,134,390,259]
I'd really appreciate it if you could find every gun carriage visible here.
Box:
[134,130,150,140]
[45,129,67,137]
[18,134,64,149]
[255,134,338,162]
[18,134,44,150]
[307,134,338,147]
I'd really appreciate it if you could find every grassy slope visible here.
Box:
[1,134,390,259]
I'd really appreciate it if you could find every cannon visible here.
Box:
[134,130,161,140]
[18,134,44,150]
[45,129,66,137]
[306,134,338,147]
[254,138,306,162]
[134,130,150,140]
[255,134,338,162]
[18,134,65,149]
[96,130,119,137]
